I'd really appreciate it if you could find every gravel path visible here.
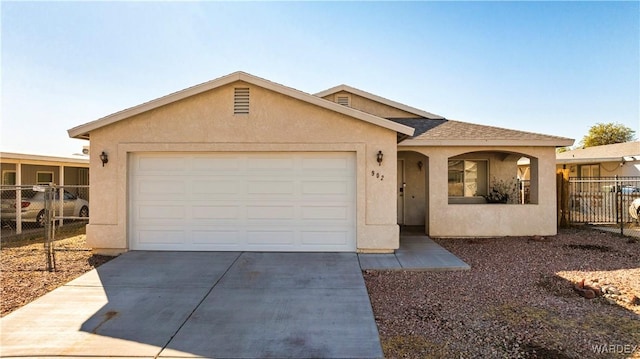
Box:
[364,227,639,359]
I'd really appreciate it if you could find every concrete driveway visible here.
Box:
[0,251,383,358]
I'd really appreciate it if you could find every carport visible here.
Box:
[0,152,89,233]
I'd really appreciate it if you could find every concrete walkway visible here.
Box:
[359,235,471,271]
[0,252,383,358]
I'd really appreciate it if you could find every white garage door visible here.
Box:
[129,152,356,251]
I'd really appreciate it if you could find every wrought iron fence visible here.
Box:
[568,176,640,237]
[569,177,640,223]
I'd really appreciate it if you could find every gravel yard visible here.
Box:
[364,227,640,358]
[1,230,114,317]
[2,226,637,358]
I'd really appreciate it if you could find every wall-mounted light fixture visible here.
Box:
[100,151,109,167]
[376,150,383,166]
[417,161,423,171]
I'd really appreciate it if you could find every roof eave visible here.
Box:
[68,72,415,139]
[556,156,640,164]
[314,84,445,120]
[68,72,246,139]
[399,138,575,147]
[1,152,90,165]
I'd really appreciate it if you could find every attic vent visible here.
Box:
[234,87,250,114]
[336,95,350,107]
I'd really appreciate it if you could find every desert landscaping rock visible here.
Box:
[364,227,639,358]
[2,227,638,358]
[1,234,114,317]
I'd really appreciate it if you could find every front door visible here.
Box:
[397,160,404,224]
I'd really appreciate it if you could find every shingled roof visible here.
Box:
[317,84,573,147]
[396,119,573,147]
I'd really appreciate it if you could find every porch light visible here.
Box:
[376,150,383,166]
[418,161,423,171]
[100,151,109,167]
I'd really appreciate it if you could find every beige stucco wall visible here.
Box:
[86,81,399,254]
[401,146,558,237]
[322,91,419,118]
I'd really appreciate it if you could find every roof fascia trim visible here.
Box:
[68,72,243,139]
[557,157,639,164]
[398,138,576,147]
[315,84,445,120]
[68,72,415,139]
[1,152,90,165]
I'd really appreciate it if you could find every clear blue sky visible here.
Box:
[2,1,638,157]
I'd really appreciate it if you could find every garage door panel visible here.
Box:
[246,205,295,220]
[130,152,355,251]
[191,157,240,171]
[247,156,294,171]
[247,180,295,195]
[302,157,350,170]
[138,229,186,245]
[138,157,187,171]
[301,206,349,220]
[301,181,349,195]
[247,231,295,245]
[301,231,349,245]
[137,180,185,195]
[192,230,241,245]
[192,205,240,220]
[192,180,241,195]
[138,205,186,220]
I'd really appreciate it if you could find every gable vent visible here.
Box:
[336,95,350,107]
[234,87,250,114]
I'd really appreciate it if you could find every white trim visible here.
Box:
[1,152,89,166]
[315,84,445,120]
[557,157,639,164]
[2,170,16,185]
[68,72,415,139]
[36,171,54,184]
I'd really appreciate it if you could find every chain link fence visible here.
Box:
[568,176,640,238]
[1,184,89,271]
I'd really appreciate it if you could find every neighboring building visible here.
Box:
[0,152,89,191]
[556,141,640,178]
[0,152,90,232]
[68,71,573,255]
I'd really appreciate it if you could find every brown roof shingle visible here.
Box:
[395,119,573,146]
[412,120,570,141]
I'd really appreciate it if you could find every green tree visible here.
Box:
[581,122,636,148]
